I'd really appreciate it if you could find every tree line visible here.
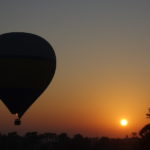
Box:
[0,129,149,150]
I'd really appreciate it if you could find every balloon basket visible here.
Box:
[14,119,21,125]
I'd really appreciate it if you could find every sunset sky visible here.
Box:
[0,0,150,138]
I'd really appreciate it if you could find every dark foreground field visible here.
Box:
[0,131,150,150]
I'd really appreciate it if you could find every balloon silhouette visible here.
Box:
[0,32,56,125]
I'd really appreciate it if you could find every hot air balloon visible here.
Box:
[0,32,56,125]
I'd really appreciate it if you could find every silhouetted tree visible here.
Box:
[132,132,138,138]
[139,124,150,138]
[138,109,150,150]
[24,132,40,150]
[72,134,91,150]
[56,133,71,150]
[146,108,150,118]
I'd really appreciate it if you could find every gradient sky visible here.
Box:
[0,0,150,138]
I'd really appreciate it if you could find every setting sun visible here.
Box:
[120,119,128,126]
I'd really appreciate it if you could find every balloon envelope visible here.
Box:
[0,32,56,119]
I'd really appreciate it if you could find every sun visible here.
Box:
[120,119,128,126]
